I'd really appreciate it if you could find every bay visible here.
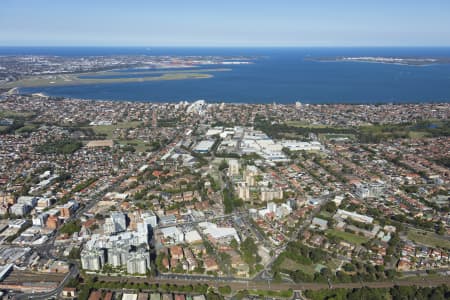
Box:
[2,47,450,104]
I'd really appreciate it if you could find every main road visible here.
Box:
[94,274,450,291]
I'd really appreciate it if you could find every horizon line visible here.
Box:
[2,45,450,48]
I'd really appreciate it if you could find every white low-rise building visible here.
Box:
[184,230,202,244]
[279,140,322,151]
[160,226,184,244]
[193,140,215,153]
[336,209,374,224]
[198,222,240,244]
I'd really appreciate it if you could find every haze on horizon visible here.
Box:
[1,0,450,47]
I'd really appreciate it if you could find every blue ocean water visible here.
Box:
[2,47,450,104]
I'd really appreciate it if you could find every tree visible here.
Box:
[218,285,232,295]
[68,247,81,259]
[436,223,446,235]
[60,220,81,235]
[218,160,228,171]
[323,201,337,213]
[343,263,355,272]
[240,237,261,272]
[230,238,239,250]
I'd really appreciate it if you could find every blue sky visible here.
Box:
[1,0,450,46]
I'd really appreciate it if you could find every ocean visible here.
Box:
[2,47,450,104]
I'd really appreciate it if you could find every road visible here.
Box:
[14,265,447,299]
[94,273,450,291]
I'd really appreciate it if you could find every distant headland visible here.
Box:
[307,56,450,66]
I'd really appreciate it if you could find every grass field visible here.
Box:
[277,132,304,139]
[358,121,450,141]
[0,109,34,118]
[327,258,342,271]
[87,121,152,152]
[326,229,370,245]
[279,258,317,273]
[285,121,330,128]
[89,121,142,138]
[117,139,151,152]
[408,131,429,139]
[319,133,356,140]
[407,229,450,249]
[317,211,332,219]
[15,124,39,133]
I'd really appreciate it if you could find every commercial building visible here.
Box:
[336,209,374,224]
[311,217,329,231]
[184,230,202,244]
[192,140,215,153]
[159,215,177,226]
[160,226,184,244]
[279,140,322,151]
[198,222,240,244]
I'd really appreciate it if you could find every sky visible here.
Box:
[1,0,450,47]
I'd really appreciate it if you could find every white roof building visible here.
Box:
[198,222,240,243]
[336,209,374,224]
[311,217,328,231]
[160,226,184,243]
[193,140,215,153]
[122,294,138,300]
[184,230,202,244]
[279,140,322,151]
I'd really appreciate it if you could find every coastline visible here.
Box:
[11,88,450,106]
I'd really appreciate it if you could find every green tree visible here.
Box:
[219,160,228,171]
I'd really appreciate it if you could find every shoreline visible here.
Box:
[11,89,450,106]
